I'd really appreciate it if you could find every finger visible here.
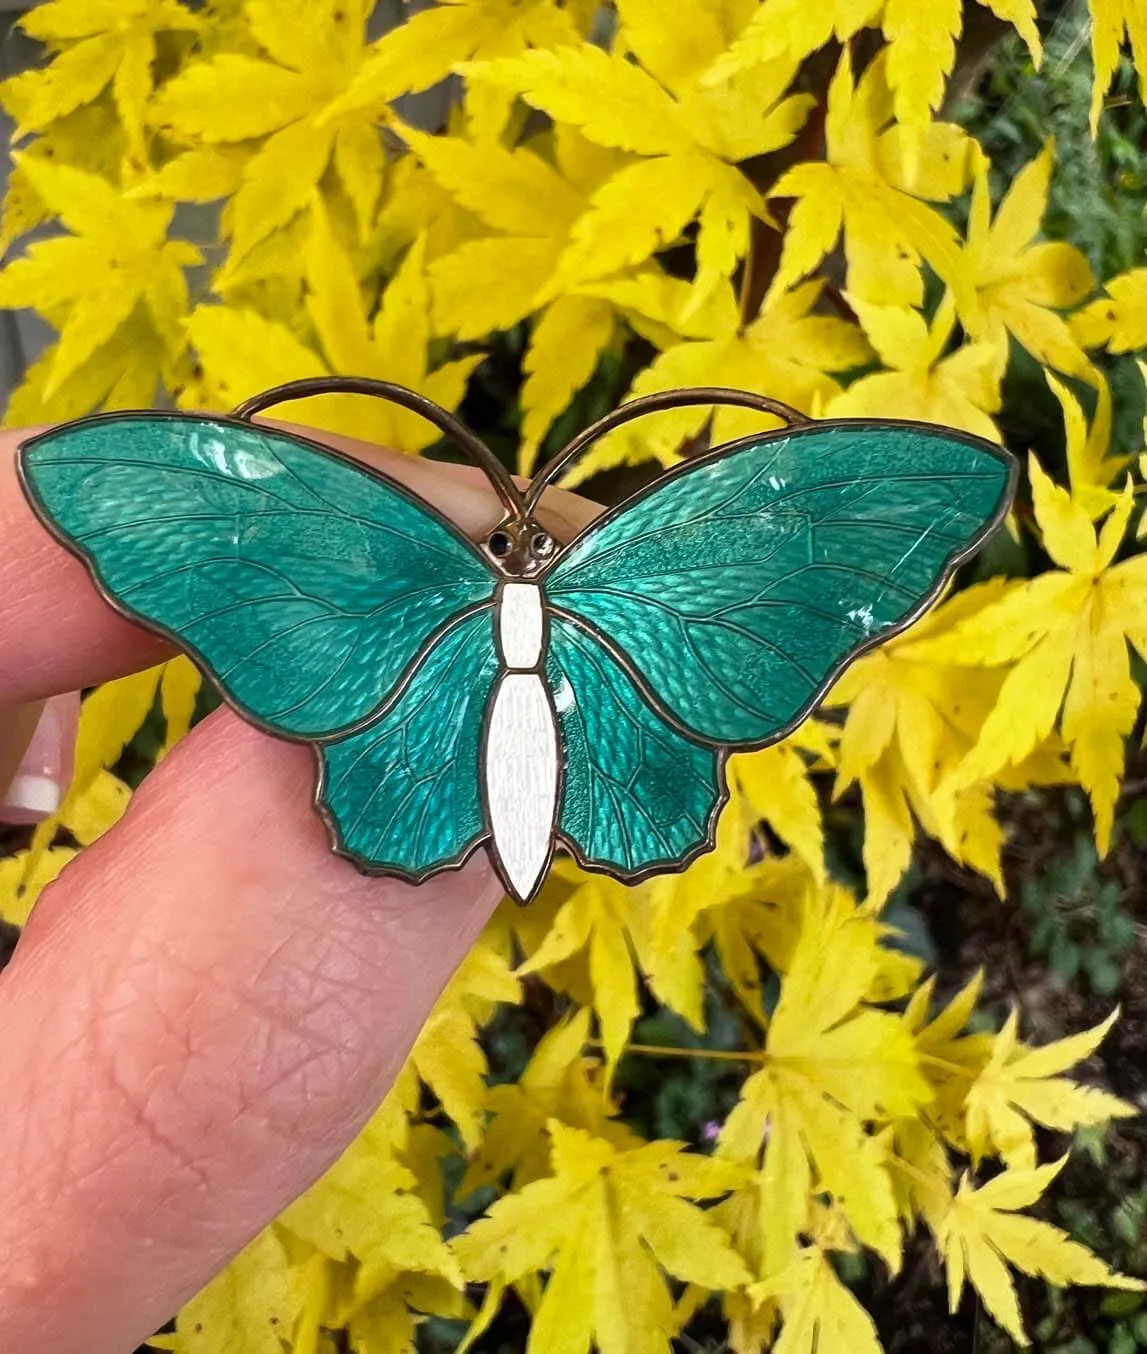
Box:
[0,702,43,805]
[0,693,79,822]
[0,420,601,707]
[0,706,504,1354]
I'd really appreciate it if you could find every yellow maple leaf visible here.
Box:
[0,157,200,398]
[703,0,1040,143]
[127,146,248,209]
[731,737,829,882]
[168,1227,301,1353]
[306,217,483,450]
[520,833,846,1067]
[5,664,194,915]
[150,0,389,255]
[187,221,480,451]
[951,143,1095,379]
[940,1158,1143,1346]
[158,656,202,761]
[204,206,323,306]
[915,464,1146,852]
[964,1009,1135,1169]
[1,97,129,253]
[405,124,628,471]
[886,0,1042,146]
[402,1121,458,1231]
[888,1116,956,1242]
[1089,0,1147,132]
[19,668,164,888]
[0,847,78,927]
[213,1113,469,1354]
[647,827,910,1030]
[282,1114,463,1293]
[403,124,589,286]
[5,661,201,924]
[5,306,185,427]
[1072,266,1147,355]
[579,250,744,347]
[882,0,968,154]
[825,581,1072,905]
[562,278,870,482]
[0,0,200,157]
[639,811,784,1028]
[464,38,812,301]
[1045,368,1125,514]
[345,1272,468,1354]
[321,0,587,142]
[460,1008,638,1195]
[627,884,716,1036]
[904,972,993,1153]
[612,0,761,96]
[718,894,931,1275]
[405,941,521,1153]
[60,769,134,848]
[702,0,879,84]
[522,263,743,474]
[827,293,1002,442]
[712,855,922,1010]
[697,1173,784,1345]
[518,872,643,1074]
[183,302,324,412]
[372,152,486,275]
[767,49,971,308]
[497,869,585,985]
[519,292,617,471]
[454,1123,751,1353]
[436,237,599,359]
[752,1244,884,1354]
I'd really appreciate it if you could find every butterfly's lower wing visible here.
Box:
[547,615,724,877]
[19,415,496,739]
[546,421,1015,747]
[319,610,498,878]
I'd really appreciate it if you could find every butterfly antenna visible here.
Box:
[232,376,525,519]
[522,386,812,515]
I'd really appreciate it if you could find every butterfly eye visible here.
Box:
[487,530,513,559]
[531,531,555,558]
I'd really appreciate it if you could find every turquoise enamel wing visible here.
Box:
[17,378,1016,904]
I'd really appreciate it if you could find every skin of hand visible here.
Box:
[0,421,599,1354]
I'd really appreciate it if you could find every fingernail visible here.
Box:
[1,693,79,824]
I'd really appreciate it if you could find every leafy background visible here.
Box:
[1,0,1147,1350]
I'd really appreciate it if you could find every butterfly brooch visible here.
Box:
[18,377,1016,904]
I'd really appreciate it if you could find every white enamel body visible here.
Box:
[485,583,559,901]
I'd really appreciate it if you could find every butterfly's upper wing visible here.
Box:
[21,414,503,879]
[20,415,496,738]
[546,420,1014,752]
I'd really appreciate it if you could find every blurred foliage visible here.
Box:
[1020,828,1136,997]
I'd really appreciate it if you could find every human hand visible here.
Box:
[0,424,597,1354]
